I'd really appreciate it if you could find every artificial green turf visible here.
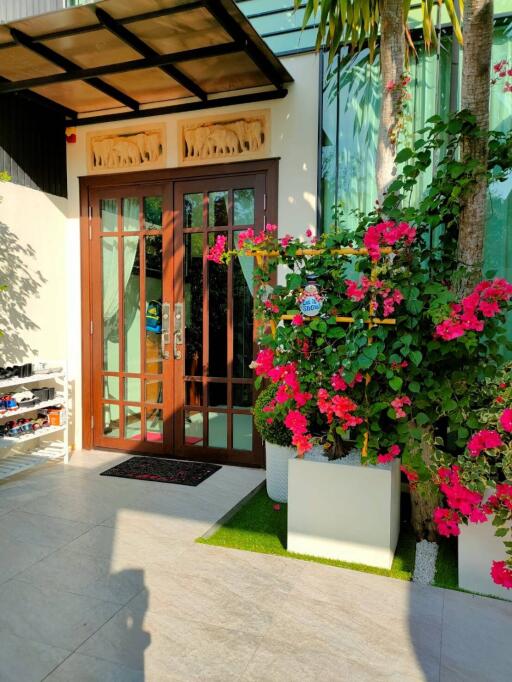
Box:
[198,487,417,581]
[433,537,459,589]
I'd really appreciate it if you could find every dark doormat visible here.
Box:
[100,456,221,486]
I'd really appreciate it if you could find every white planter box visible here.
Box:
[459,512,512,601]
[265,443,295,503]
[287,455,401,569]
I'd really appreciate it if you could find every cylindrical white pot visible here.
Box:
[265,443,295,503]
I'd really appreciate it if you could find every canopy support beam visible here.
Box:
[94,7,207,102]
[0,43,240,95]
[73,87,287,127]
[10,28,140,111]
[203,0,284,89]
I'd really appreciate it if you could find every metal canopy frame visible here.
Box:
[0,0,293,125]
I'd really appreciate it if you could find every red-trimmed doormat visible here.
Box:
[100,456,221,486]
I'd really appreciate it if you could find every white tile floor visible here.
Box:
[0,449,511,681]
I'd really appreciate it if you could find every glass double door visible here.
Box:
[90,173,265,466]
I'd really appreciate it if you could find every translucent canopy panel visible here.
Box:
[44,28,141,68]
[127,8,233,55]
[99,0,195,21]
[33,80,124,112]
[103,67,190,104]
[9,5,100,39]
[0,0,293,120]
[178,52,269,94]
[0,45,64,81]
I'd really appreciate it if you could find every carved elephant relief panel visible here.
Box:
[87,124,166,173]
[179,110,270,165]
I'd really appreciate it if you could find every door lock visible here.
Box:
[161,303,171,360]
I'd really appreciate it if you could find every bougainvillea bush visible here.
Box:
[208,112,512,557]
[433,367,512,588]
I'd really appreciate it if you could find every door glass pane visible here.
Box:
[124,237,141,373]
[145,235,163,373]
[146,408,163,443]
[184,193,203,228]
[122,197,140,231]
[103,404,120,438]
[208,191,228,226]
[233,189,255,225]
[233,414,252,451]
[208,383,227,408]
[208,412,227,448]
[185,410,203,446]
[145,379,163,403]
[100,199,117,232]
[144,196,162,230]
[124,377,141,402]
[186,381,202,406]
[208,232,227,377]
[232,250,254,378]
[125,405,142,440]
[103,377,119,400]
[185,233,203,376]
[102,237,119,372]
[233,384,252,408]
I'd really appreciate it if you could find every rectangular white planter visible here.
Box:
[459,515,512,601]
[287,456,401,569]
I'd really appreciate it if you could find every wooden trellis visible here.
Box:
[248,246,397,457]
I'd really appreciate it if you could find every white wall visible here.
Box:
[0,182,68,364]
[65,52,319,449]
[0,182,78,442]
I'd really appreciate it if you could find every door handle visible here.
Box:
[161,303,170,360]
[174,303,184,360]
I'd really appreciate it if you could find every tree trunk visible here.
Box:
[407,424,441,541]
[457,0,494,288]
[410,481,441,542]
[376,0,405,203]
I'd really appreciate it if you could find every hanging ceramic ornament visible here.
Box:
[298,274,323,317]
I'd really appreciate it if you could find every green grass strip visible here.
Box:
[198,488,416,581]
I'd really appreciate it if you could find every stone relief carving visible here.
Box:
[179,110,269,164]
[87,125,166,173]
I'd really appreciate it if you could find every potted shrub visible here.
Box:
[433,368,512,599]
[254,384,294,503]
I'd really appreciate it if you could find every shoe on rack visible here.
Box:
[12,390,39,408]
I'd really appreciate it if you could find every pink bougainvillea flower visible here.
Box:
[237,228,254,249]
[207,234,227,264]
[400,465,419,489]
[266,417,274,425]
[305,228,313,238]
[251,348,274,376]
[391,395,411,419]
[264,299,279,314]
[291,314,304,327]
[467,429,503,457]
[499,408,512,433]
[280,234,293,247]
[491,561,512,589]
[433,507,461,537]
[437,466,483,516]
[377,444,401,464]
[436,278,512,342]
[385,79,395,91]
[362,220,416,262]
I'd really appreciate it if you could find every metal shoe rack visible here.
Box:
[0,363,69,480]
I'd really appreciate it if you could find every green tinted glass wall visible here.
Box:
[485,20,512,341]
[320,37,453,232]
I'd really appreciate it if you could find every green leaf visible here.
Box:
[409,350,423,366]
[395,148,413,163]
[416,412,430,426]
[409,381,421,393]
[389,376,403,391]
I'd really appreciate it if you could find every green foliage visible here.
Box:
[253,385,292,447]
[295,0,463,63]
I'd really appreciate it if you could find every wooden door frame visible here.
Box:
[79,158,279,465]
